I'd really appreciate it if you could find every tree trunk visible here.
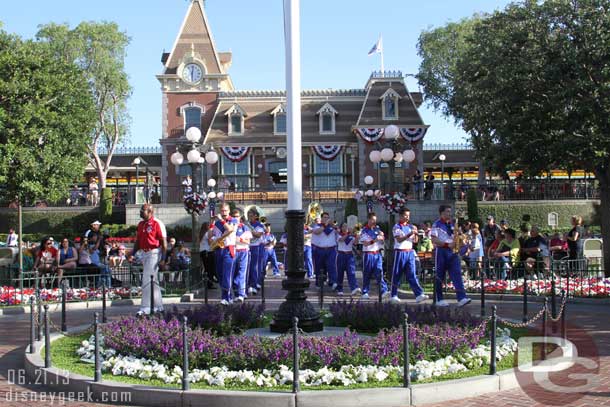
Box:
[596,169,610,277]
[98,168,107,189]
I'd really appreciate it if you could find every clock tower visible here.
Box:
[157,0,233,200]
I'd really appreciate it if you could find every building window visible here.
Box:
[316,103,337,135]
[220,156,251,190]
[230,114,242,134]
[271,104,287,135]
[380,88,401,120]
[184,106,202,130]
[313,155,344,189]
[225,103,247,135]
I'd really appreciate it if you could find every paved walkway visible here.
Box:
[1,278,609,406]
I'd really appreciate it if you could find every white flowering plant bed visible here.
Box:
[68,329,517,389]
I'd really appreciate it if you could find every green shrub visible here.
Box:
[344,198,358,221]
[466,189,480,224]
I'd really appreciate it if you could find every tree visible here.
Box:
[36,22,132,190]
[0,29,95,204]
[417,0,610,274]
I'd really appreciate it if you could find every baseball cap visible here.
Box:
[91,220,102,226]
[500,219,508,225]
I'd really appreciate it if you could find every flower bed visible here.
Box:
[100,315,488,372]
[163,303,266,335]
[0,286,142,306]
[329,301,482,333]
[76,328,516,387]
[447,277,610,297]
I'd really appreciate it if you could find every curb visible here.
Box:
[23,328,526,407]
[0,296,185,316]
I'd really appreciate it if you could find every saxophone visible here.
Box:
[453,217,463,254]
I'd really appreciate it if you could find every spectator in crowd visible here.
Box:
[6,227,18,247]
[468,224,484,276]
[413,170,423,200]
[88,234,111,288]
[550,232,569,260]
[424,171,435,200]
[499,219,509,231]
[88,178,99,206]
[167,237,176,257]
[182,175,193,195]
[518,223,532,263]
[487,229,504,278]
[70,185,82,206]
[56,237,78,285]
[416,224,433,253]
[199,222,216,289]
[566,215,584,260]
[109,243,127,267]
[483,216,501,253]
[84,221,104,253]
[494,228,520,280]
[168,241,190,281]
[522,226,550,275]
[34,237,58,283]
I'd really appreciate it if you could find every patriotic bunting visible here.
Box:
[355,128,384,143]
[399,127,427,142]
[312,145,342,161]
[220,146,250,162]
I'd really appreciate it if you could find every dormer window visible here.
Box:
[225,104,247,135]
[317,103,338,135]
[380,88,401,120]
[271,104,287,135]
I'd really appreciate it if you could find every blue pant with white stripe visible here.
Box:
[262,248,280,278]
[312,246,337,286]
[304,245,313,278]
[248,245,263,289]
[232,250,249,298]
[218,247,235,301]
[362,252,387,295]
[390,250,423,297]
[434,248,467,301]
[336,252,358,292]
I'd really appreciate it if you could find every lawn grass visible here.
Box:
[48,324,531,392]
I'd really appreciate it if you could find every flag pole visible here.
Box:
[380,34,384,76]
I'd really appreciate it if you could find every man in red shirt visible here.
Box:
[133,204,167,315]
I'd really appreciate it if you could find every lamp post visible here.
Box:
[170,127,219,291]
[439,154,446,200]
[132,157,141,204]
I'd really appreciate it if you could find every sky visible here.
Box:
[1,0,513,147]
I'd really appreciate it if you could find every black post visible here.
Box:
[61,280,67,332]
[36,288,42,341]
[480,269,485,317]
[551,279,557,319]
[319,270,324,311]
[561,290,567,340]
[150,275,155,316]
[29,297,35,354]
[270,210,322,333]
[522,272,528,323]
[44,304,50,368]
[94,312,101,382]
[489,305,497,375]
[378,277,383,303]
[541,298,547,361]
[292,316,300,393]
[182,316,189,391]
[261,276,266,305]
[203,272,209,305]
[403,312,410,388]
[102,281,107,323]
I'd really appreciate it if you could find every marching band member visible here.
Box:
[304,223,314,278]
[261,223,280,278]
[311,212,338,289]
[211,203,237,305]
[335,223,361,296]
[247,208,265,295]
[358,212,389,300]
[390,208,428,303]
[232,211,252,302]
[430,205,471,307]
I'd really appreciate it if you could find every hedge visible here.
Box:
[456,200,599,229]
[0,208,124,237]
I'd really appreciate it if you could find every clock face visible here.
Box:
[182,63,203,84]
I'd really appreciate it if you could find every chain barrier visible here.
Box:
[547,294,567,323]
[498,303,547,328]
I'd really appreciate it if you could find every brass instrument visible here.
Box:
[453,217,464,254]
[260,216,268,224]
[352,223,363,236]
[210,237,225,251]
[305,202,323,226]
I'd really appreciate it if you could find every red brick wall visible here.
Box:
[165,93,219,139]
